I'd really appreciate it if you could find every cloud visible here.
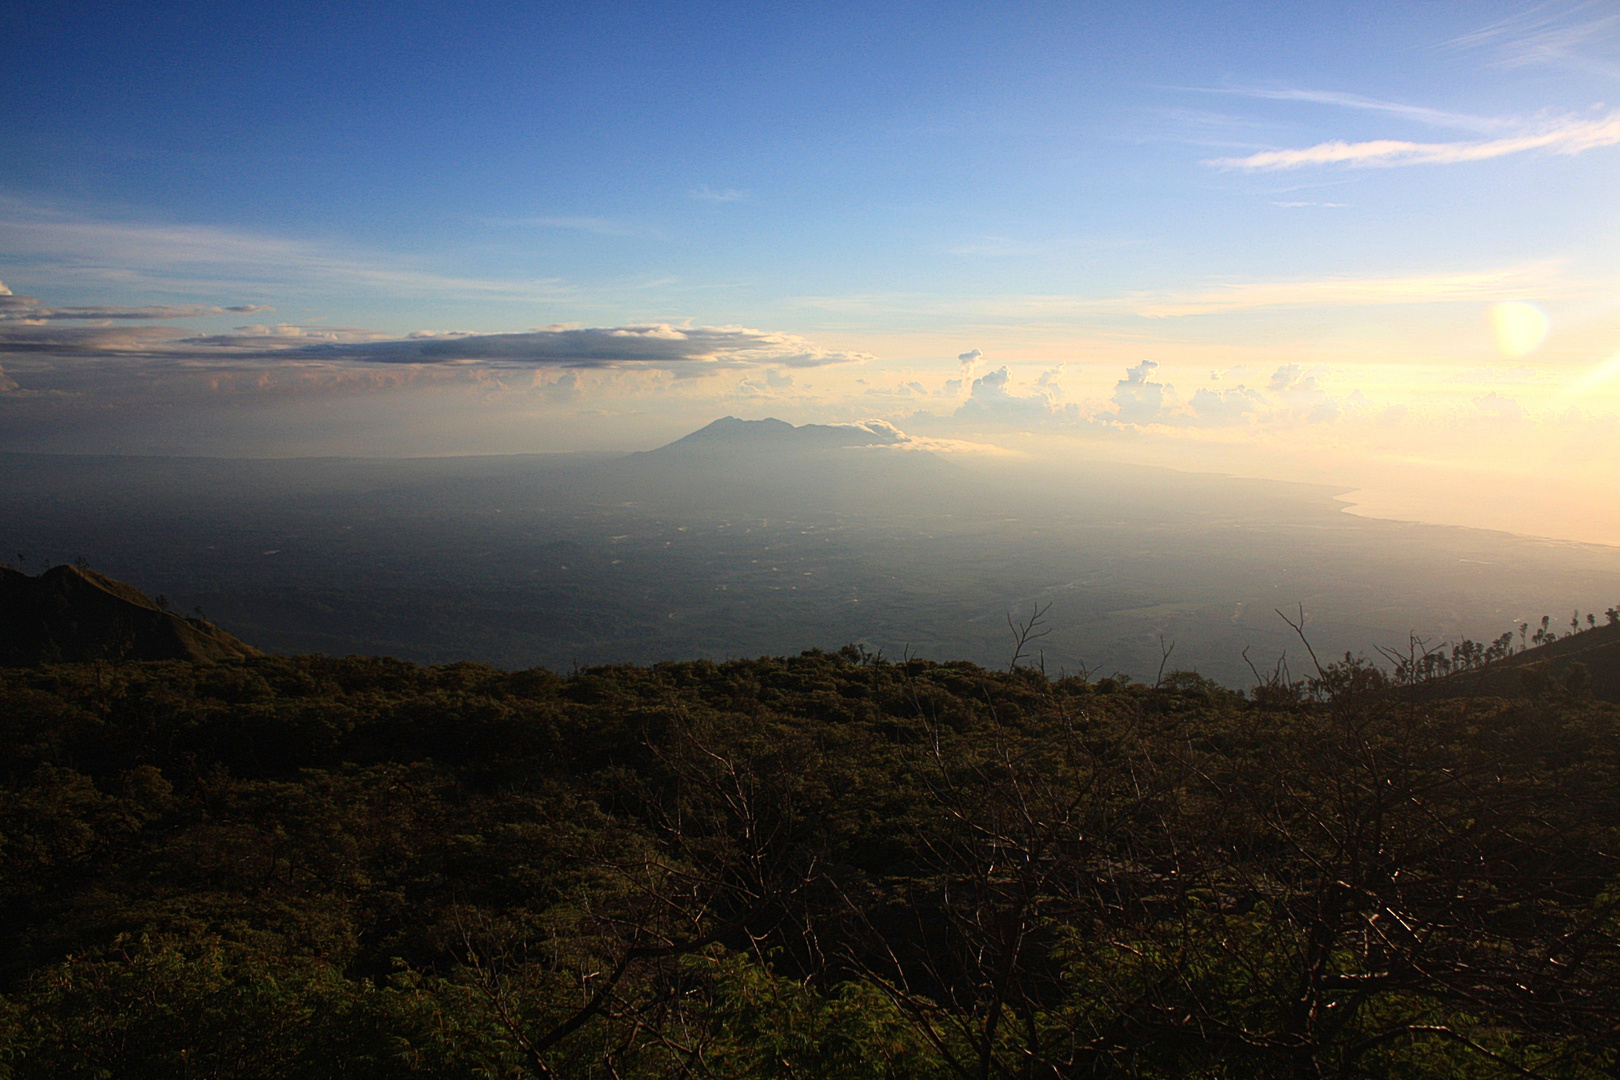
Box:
[1266,364,1341,423]
[1218,88,1503,135]
[1093,362,1352,429]
[1208,110,1620,170]
[797,263,1562,321]
[538,371,582,402]
[1111,360,1173,424]
[1473,391,1524,421]
[1448,2,1620,71]
[956,348,984,391]
[0,319,872,373]
[0,195,570,301]
[825,418,1006,456]
[1132,265,1557,317]
[1268,363,1318,393]
[0,289,875,388]
[1192,86,1505,134]
[313,325,873,371]
[508,215,641,236]
[1188,385,1263,425]
[691,186,749,202]
[949,366,1079,425]
[0,291,272,322]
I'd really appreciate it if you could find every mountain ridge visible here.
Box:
[0,563,261,665]
[640,415,910,454]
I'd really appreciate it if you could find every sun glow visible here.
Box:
[1489,301,1550,359]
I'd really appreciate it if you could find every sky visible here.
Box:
[2,1,1619,542]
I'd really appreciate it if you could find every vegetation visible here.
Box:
[1,647,1619,1078]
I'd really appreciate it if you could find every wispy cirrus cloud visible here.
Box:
[1130,265,1561,317]
[1209,109,1620,170]
[1189,86,1507,134]
[502,215,644,237]
[1447,1,1620,72]
[794,263,1563,320]
[0,195,571,301]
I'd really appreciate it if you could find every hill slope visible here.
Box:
[1,651,1618,1076]
[1423,619,1620,702]
[0,563,261,664]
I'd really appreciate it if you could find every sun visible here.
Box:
[1488,301,1550,359]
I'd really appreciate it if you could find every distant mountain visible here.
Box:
[0,564,261,665]
[646,415,908,454]
[592,416,965,513]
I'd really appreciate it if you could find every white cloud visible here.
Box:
[956,348,985,393]
[1268,363,1318,393]
[691,186,749,202]
[953,366,1078,425]
[1473,390,1525,421]
[1209,110,1620,170]
[507,215,641,236]
[1188,385,1263,425]
[1111,360,1173,424]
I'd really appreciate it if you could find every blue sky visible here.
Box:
[2,1,1619,539]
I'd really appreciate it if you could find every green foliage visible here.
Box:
[1,651,1618,1077]
[701,952,938,1079]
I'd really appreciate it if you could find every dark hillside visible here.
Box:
[1422,617,1620,702]
[0,563,260,665]
[2,649,1619,1077]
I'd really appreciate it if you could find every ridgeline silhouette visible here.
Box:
[0,563,260,665]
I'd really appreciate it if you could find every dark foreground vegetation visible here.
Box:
[2,648,1620,1078]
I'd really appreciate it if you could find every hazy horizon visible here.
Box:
[5,414,1618,687]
